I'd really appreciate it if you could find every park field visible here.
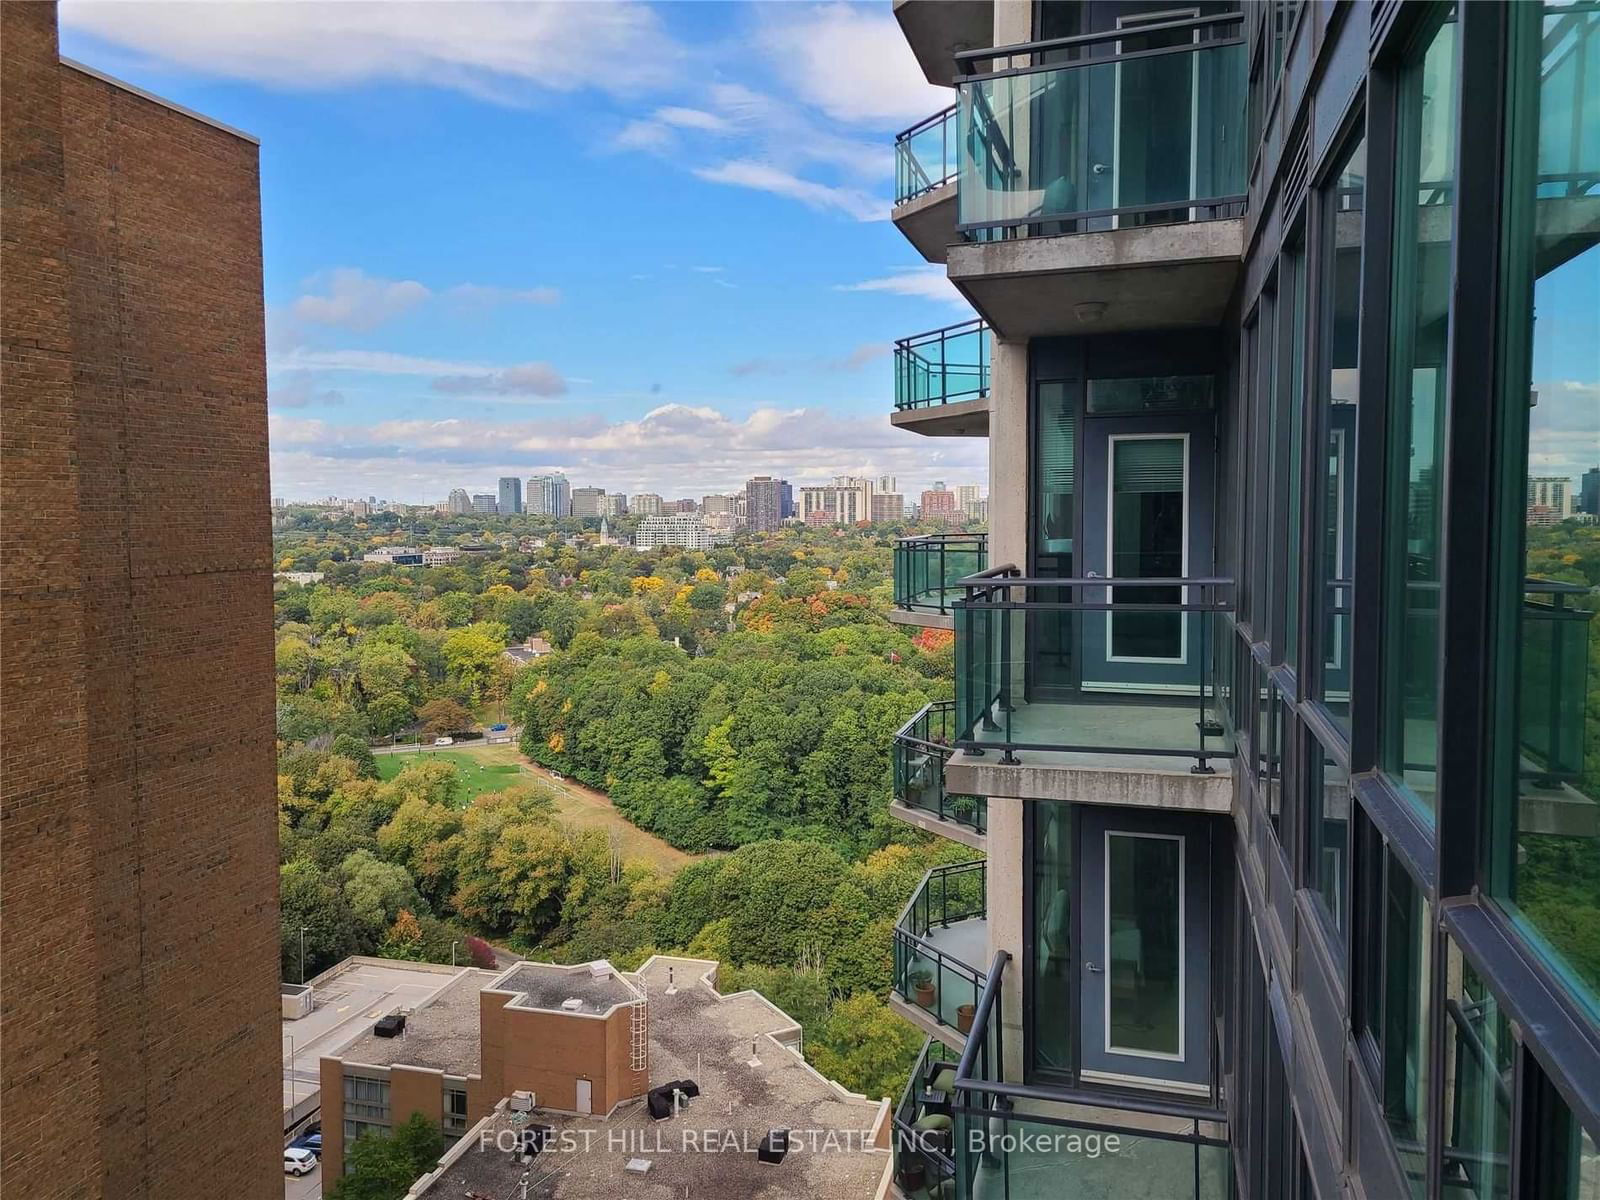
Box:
[376,742,700,872]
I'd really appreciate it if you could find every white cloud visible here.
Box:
[270,348,490,377]
[444,283,561,307]
[837,266,968,306]
[269,372,344,410]
[60,0,681,101]
[267,402,988,501]
[754,3,950,125]
[291,268,430,331]
[655,106,734,134]
[692,160,884,222]
[432,363,568,398]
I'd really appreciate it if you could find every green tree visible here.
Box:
[807,992,924,1100]
[330,1113,446,1200]
[417,698,471,741]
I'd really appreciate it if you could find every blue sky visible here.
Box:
[60,0,989,502]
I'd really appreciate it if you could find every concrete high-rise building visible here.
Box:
[877,475,899,495]
[883,5,1600,1198]
[446,488,472,515]
[799,479,874,526]
[526,473,571,518]
[956,483,983,515]
[2,5,280,1194]
[701,493,737,516]
[497,476,522,515]
[919,488,957,518]
[471,493,497,515]
[630,492,664,516]
[1582,466,1600,516]
[634,513,727,551]
[744,475,788,532]
[570,486,607,518]
[871,492,906,522]
[602,492,628,518]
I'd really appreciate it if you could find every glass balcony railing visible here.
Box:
[896,104,959,206]
[893,860,988,1036]
[895,533,988,614]
[893,1038,960,1199]
[1517,580,1593,787]
[954,13,1248,239]
[954,571,1236,772]
[895,702,988,836]
[952,955,1232,1200]
[895,319,990,411]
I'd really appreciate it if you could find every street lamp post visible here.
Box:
[299,926,309,984]
[286,1034,297,1106]
[451,940,460,967]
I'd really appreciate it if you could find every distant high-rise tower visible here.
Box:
[497,476,522,515]
[1580,467,1599,516]
[447,488,472,515]
[745,476,788,532]
[471,493,498,514]
[526,473,571,517]
[570,486,607,518]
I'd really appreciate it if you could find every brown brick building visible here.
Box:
[1,3,281,1197]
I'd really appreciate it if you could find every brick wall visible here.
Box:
[1,4,279,1196]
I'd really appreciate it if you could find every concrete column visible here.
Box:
[993,1,1031,46]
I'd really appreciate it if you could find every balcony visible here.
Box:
[892,860,988,1047]
[950,571,1235,810]
[949,955,1232,1200]
[894,702,987,849]
[893,534,988,630]
[894,105,960,263]
[946,14,1248,337]
[892,318,990,437]
[892,1038,960,1199]
[893,0,994,88]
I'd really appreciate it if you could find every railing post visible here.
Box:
[1193,591,1215,775]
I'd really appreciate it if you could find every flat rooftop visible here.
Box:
[408,956,890,1199]
[492,961,639,1015]
[335,967,497,1077]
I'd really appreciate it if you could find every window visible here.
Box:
[1523,1064,1600,1200]
[1485,0,1600,1021]
[1356,831,1431,1198]
[1277,231,1308,667]
[1306,744,1349,943]
[1381,6,1459,817]
[1036,381,1076,569]
[444,1086,469,1139]
[343,1119,388,1145]
[1110,436,1186,660]
[1439,941,1512,1200]
[1029,801,1075,1077]
[343,1073,390,1123]
[1315,133,1365,730]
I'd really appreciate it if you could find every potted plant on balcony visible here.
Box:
[956,1003,975,1034]
[910,968,936,1010]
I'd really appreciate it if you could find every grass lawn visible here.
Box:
[376,742,700,871]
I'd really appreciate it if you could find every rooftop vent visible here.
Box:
[509,1091,535,1113]
[589,961,613,978]
[758,1129,790,1165]
[560,997,584,1012]
[373,1013,405,1038]
[625,1159,653,1175]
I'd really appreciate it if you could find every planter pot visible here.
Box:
[956,1003,975,1034]
[914,981,937,1009]
[900,1160,927,1193]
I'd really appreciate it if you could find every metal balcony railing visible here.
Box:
[953,13,1248,239]
[895,533,988,614]
[951,953,1231,1200]
[895,104,959,206]
[895,319,990,412]
[894,702,987,836]
[892,1038,960,1197]
[954,569,1236,772]
[893,860,988,1037]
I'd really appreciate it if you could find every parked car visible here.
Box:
[289,1132,322,1158]
[283,1148,317,1176]
[433,736,454,746]
[489,723,508,732]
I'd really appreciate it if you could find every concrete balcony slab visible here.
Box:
[893,0,992,87]
[890,391,990,437]
[892,182,958,264]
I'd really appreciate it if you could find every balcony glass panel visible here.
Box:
[956,22,1246,237]
[895,702,988,834]
[893,861,987,1035]
[895,534,988,615]
[893,1038,960,1199]
[896,319,990,411]
[897,105,959,206]
[954,576,1234,771]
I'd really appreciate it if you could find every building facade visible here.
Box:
[469,493,497,515]
[885,4,1599,1200]
[919,488,958,518]
[446,487,472,515]
[496,476,522,515]
[1,4,281,1195]
[634,514,725,552]
[570,486,607,519]
[631,492,664,517]
[527,472,571,518]
[745,475,788,532]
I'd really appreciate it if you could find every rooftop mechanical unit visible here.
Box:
[373,1013,405,1038]
[758,1129,790,1164]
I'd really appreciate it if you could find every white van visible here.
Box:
[283,1147,317,1176]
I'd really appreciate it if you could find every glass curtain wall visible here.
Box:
[1031,800,1075,1076]
[1381,5,1459,817]
[1486,0,1600,1020]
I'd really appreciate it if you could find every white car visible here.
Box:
[283,1148,317,1176]
[433,736,454,746]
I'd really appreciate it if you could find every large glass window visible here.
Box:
[1110,436,1186,659]
[1316,134,1365,730]
[1106,831,1183,1057]
[1036,381,1076,571]
[1381,7,1459,816]
[1356,832,1431,1199]
[1030,800,1075,1076]
[1487,0,1600,1020]
[1277,232,1309,666]
[1306,744,1349,943]
[1525,1065,1600,1200]
[1440,942,1512,1200]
